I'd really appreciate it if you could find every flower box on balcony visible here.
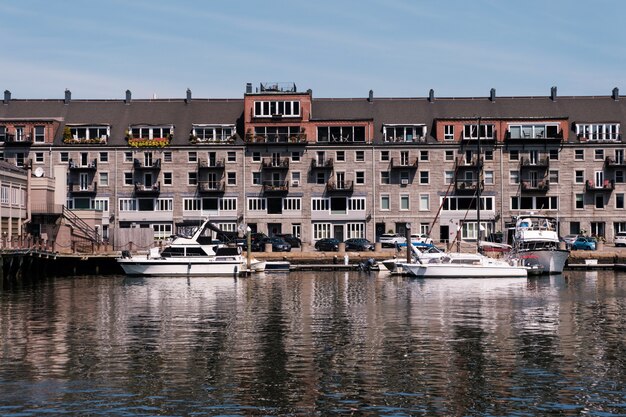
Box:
[128,137,171,148]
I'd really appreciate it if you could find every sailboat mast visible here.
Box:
[477,117,481,253]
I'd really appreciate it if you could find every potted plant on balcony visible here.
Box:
[62,127,72,143]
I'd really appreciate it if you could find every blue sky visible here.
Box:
[0,0,623,100]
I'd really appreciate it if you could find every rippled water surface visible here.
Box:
[1,270,626,416]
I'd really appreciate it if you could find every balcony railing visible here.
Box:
[245,133,308,144]
[198,181,225,193]
[69,182,98,194]
[3,133,33,146]
[585,179,614,192]
[133,158,161,170]
[262,181,289,193]
[506,130,563,143]
[455,179,482,193]
[326,180,354,192]
[520,157,550,168]
[198,158,226,170]
[454,156,483,170]
[578,133,621,142]
[261,158,290,169]
[69,159,97,170]
[127,137,171,148]
[310,158,334,169]
[63,136,108,145]
[190,135,236,144]
[605,156,626,168]
[521,180,549,192]
[461,131,497,143]
[134,181,161,194]
[390,157,418,169]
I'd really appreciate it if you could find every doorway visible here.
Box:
[333,225,344,242]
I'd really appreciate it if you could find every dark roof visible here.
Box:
[0,160,28,175]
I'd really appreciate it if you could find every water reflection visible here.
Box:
[1,271,626,416]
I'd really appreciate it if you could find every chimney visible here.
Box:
[428,89,435,103]
[550,86,557,101]
[64,89,71,104]
[490,88,496,102]
[613,87,619,101]
[245,83,252,94]
[3,90,10,105]
[125,90,132,104]
[185,88,192,103]
[368,89,374,102]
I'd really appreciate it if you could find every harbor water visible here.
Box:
[1,270,626,416]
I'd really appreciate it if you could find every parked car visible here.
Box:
[571,236,597,251]
[378,233,405,248]
[562,234,580,248]
[314,238,341,252]
[258,236,291,252]
[275,233,301,248]
[344,238,375,251]
[615,232,626,247]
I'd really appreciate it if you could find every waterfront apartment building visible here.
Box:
[0,84,624,248]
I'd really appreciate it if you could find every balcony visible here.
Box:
[190,135,236,145]
[69,159,97,171]
[3,133,33,146]
[520,157,550,169]
[505,130,563,144]
[133,158,161,170]
[127,137,171,148]
[460,132,497,144]
[455,179,482,193]
[605,156,626,168]
[521,180,549,192]
[69,182,97,195]
[310,158,334,169]
[262,180,289,193]
[454,156,483,171]
[134,181,161,195]
[261,158,290,170]
[63,136,108,145]
[198,180,225,193]
[326,180,354,193]
[578,133,621,143]
[245,133,308,145]
[198,158,226,170]
[390,157,418,170]
[585,179,614,192]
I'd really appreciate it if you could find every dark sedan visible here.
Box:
[275,233,302,248]
[314,238,340,252]
[258,236,292,252]
[344,238,375,251]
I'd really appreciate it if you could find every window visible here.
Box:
[336,151,345,162]
[192,125,235,142]
[549,149,559,160]
[595,149,605,160]
[380,194,390,210]
[252,172,261,185]
[93,198,109,212]
[35,152,44,163]
[34,126,45,143]
[311,198,330,211]
[484,171,494,185]
[119,198,137,211]
[60,152,69,162]
[99,152,108,163]
[163,151,172,163]
[152,224,173,240]
[283,198,302,211]
[313,223,331,240]
[384,125,426,142]
[252,152,261,162]
[355,151,364,162]
[576,123,620,141]
[248,198,266,211]
[616,193,625,209]
[124,152,133,162]
[183,198,201,212]
[254,100,301,117]
[291,151,300,162]
[596,195,605,209]
[99,172,109,187]
[508,124,559,139]
[419,194,429,211]
[68,125,109,142]
[348,197,366,211]
[400,194,410,210]
[549,170,559,184]
[317,126,366,142]
[291,171,301,185]
[510,196,558,211]
[419,171,429,184]
[380,151,389,161]
[381,171,390,184]
[188,172,197,186]
[463,123,494,139]
[130,125,172,140]
[0,126,5,142]
[445,150,454,161]
[420,150,429,161]
[445,171,454,185]
[292,224,301,238]
[444,125,454,141]
[509,150,519,161]
[355,171,365,185]
[227,152,236,162]
[616,170,625,183]
[124,172,133,185]
[227,172,236,185]
[156,198,173,211]
[316,172,326,185]
[484,150,493,161]
[575,149,584,160]
[188,151,197,163]
[347,223,365,239]
[163,172,172,186]
[575,170,584,184]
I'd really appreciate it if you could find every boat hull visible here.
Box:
[516,249,569,274]
[401,262,528,278]
[117,257,265,276]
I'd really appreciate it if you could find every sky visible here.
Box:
[0,0,624,100]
